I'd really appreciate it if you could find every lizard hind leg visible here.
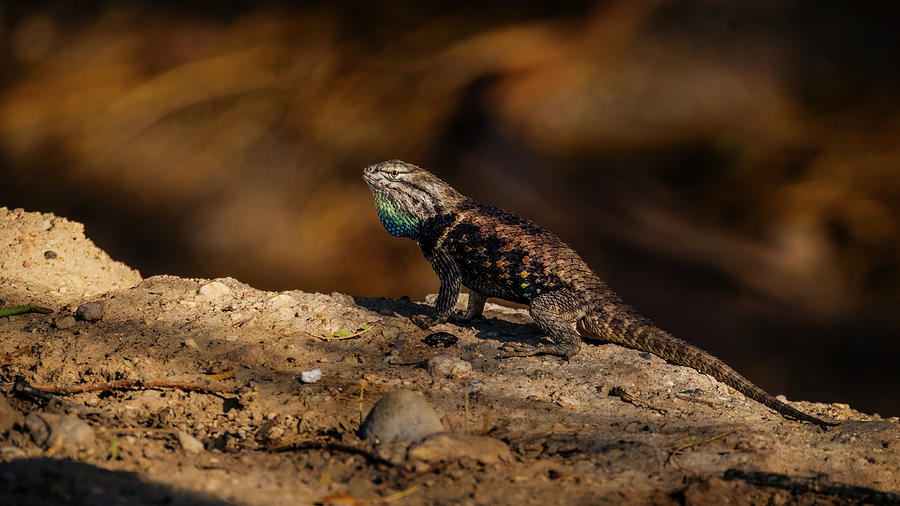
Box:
[453,290,486,322]
[500,290,585,359]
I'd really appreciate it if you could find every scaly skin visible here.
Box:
[363,159,835,427]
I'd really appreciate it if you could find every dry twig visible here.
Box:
[666,427,742,465]
[15,376,236,396]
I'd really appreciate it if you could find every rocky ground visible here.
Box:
[0,206,898,505]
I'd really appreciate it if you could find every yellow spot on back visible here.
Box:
[519,270,529,278]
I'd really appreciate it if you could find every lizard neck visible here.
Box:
[373,190,422,239]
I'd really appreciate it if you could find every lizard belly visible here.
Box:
[462,275,527,304]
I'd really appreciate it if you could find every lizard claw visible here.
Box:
[449,311,480,323]
[498,342,541,358]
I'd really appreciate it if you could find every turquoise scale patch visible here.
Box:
[374,192,420,239]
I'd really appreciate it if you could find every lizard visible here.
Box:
[363,159,835,427]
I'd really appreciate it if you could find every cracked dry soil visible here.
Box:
[0,206,898,505]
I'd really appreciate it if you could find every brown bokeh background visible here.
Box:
[1,1,898,415]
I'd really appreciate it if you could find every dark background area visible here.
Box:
[1,1,898,415]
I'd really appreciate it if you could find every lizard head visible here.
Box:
[363,160,463,239]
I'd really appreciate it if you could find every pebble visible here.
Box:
[198,281,231,299]
[75,301,106,322]
[268,426,285,441]
[54,315,76,329]
[423,332,458,348]
[43,250,57,259]
[24,412,51,447]
[183,337,198,348]
[408,433,511,465]
[0,446,26,459]
[300,368,322,383]
[360,390,444,443]
[427,355,472,380]
[269,294,295,306]
[556,396,581,408]
[25,412,95,450]
[382,327,401,340]
[177,430,204,453]
[466,379,486,394]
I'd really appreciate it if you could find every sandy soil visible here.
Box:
[1,206,898,505]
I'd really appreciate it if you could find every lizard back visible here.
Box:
[419,201,606,304]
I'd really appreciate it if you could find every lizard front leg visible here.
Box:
[411,250,461,329]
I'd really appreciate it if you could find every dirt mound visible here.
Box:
[0,209,898,505]
[0,207,141,308]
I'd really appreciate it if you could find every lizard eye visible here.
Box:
[386,170,399,178]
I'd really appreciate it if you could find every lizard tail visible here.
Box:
[579,310,835,427]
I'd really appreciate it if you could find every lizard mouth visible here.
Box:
[362,164,385,189]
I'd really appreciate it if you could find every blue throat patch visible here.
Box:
[374,191,420,239]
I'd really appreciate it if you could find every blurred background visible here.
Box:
[1,1,898,415]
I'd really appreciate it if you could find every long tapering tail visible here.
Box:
[579,309,835,427]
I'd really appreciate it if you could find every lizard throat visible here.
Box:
[373,191,421,239]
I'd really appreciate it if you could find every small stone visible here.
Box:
[75,301,106,322]
[409,433,511,465]
[54,315,76,329]
[427,355,472,380]
[82,394,100,407]
[183,337,198,348]
[268,426,285,441]
[0,446,26,459]
[25,412,95,450]
[423,332,458,348]
[269,294,295,306]
[299,369,322,383]
[43,250,57,259]
[25,412,51,447]
[466,379,486,394]
[382,327,401,340]
[199,281,231,299]
[556,396,581,408]
[177,430,204,453]
[361,390,444,443]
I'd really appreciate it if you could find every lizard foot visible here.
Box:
[411,314,448,329]
[449,311,482,323]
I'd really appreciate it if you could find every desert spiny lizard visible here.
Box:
[363,159,834,427]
